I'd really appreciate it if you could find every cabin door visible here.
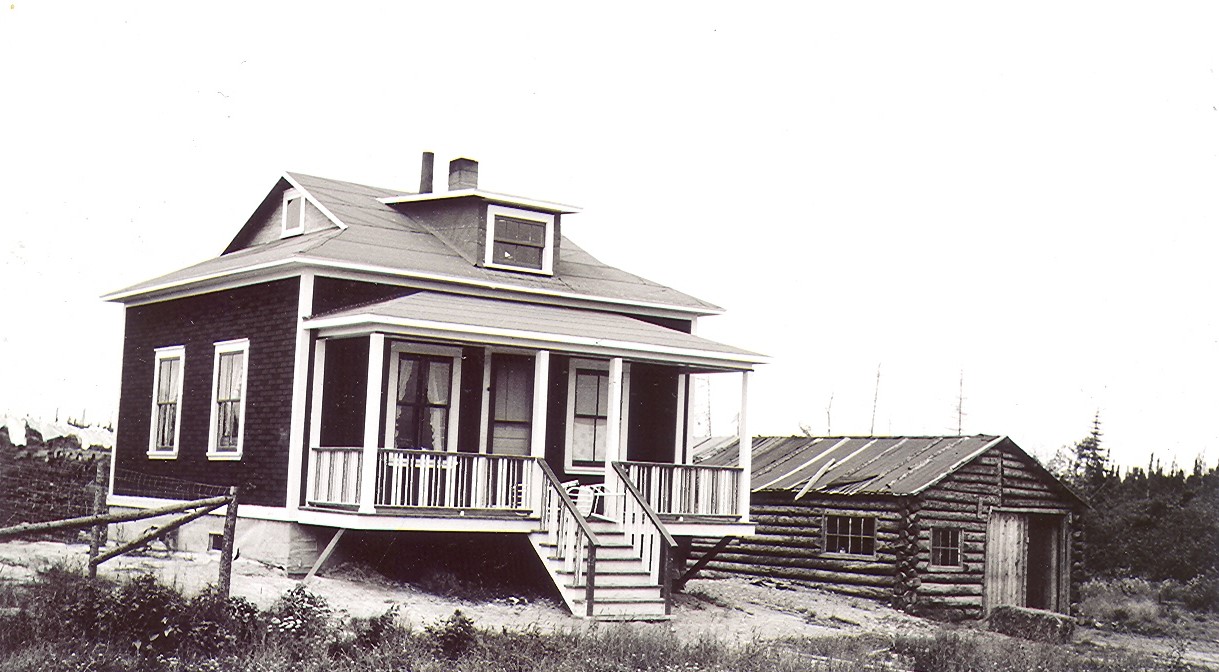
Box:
[984,510,1066,613]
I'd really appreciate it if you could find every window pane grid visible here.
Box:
[931,527,962,567]
[152,355,181,452]
[393,354,452,451]
[572,369,609,464]
[825,515,876,556]
[491,215,546,270]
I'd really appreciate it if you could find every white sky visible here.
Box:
[2,2,1217,469]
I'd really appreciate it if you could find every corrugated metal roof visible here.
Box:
[304,291,764,369]
[105,172,723,314]
[694,435,1011,496]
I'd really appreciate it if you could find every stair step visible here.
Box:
[565,584,662,600]
[557,571,653,587]
[573,596,668,617]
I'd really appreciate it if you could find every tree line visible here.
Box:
[1049,415,1219,583]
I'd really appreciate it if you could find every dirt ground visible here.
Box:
[2,540,1217,668]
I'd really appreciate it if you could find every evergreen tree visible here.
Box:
[1071,412,1109,498]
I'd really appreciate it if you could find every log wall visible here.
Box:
[691,440,1082,618]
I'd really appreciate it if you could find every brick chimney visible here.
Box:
[419,151,435,194]
[448,158,478,191]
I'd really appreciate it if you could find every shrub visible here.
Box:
[266,584,331,642]
[424,609,478,659]
[106,573,187,654]
[182,586,263,654]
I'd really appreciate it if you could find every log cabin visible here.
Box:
[102,154,764,620]
[691,435,1085,618]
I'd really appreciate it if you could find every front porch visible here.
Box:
[297,292,762,618]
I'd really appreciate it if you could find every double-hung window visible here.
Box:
[484,205,554,275]
[563,359,629,474]
[148,346,184,458]
[208,339,249,460]
[824,515,876,557]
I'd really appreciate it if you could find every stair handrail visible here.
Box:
[535,460,600,617]
[610,461,677,614]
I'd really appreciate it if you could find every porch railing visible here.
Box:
[308,447,363,506]
[375,449,535,510]
[306,447,536,511]
[607,462,676,614]
[619,461,743,519]
[535,461,600,617]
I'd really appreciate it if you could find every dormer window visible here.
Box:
[281,188,305,237]
[485,204,554,275]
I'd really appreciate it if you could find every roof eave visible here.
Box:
[303,312,765,372]
[379,188,582,214]
[101,256,725,317]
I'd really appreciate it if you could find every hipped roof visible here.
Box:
[695,435,1083,503]
[104,172,723,316]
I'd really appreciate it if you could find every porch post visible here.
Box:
[359,334,385,514]
[529,350,550,514]
[303,339,327,506]
[530,350,549,459]
[604,358,625,518]
[737,370,752,523]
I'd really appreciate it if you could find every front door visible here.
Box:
[984,510,1066,613]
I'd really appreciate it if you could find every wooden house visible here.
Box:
[102,154,763,619]
[691,435,1085,618]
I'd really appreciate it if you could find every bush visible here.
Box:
[424,609,478,659]
[266,584,331,642]
[182,586,263,654]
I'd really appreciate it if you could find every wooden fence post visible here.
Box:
[218,486,239,598]
[88,458,108,579]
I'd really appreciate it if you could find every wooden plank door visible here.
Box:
[985,511,1028,612]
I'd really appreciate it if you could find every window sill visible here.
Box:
[821,551,878,560]
[927,563,965,573]
[206,451,243,461]
[565,465,605,476]
[146,451,178,460]
[483,261,553,276]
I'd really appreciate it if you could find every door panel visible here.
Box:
[985,511,1028,611]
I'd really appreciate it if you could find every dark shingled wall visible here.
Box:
[114,278,300,507]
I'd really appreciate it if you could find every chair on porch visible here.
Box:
[561,481,604,518]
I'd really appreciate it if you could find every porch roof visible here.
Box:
[303,291,765,371]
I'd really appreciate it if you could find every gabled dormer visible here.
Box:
[381,154,579,277]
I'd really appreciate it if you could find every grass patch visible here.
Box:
[0,568,1207,671]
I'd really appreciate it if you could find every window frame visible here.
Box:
[563,358,630,475]
[381,342,463,453]
[147,345,185,459]
[929,526,964,569]
[281,188,305,237]
[206,338,250,461]
[483,204,555,275]
[484,352,536,456]
[823,514,878,558]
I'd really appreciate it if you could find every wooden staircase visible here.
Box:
[529,518,669,620]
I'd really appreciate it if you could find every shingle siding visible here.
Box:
[114,278,300,507]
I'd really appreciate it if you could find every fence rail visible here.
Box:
[375,449,535,510]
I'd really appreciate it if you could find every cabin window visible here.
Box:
[484,205,554,274]
[931,527,962,567]
[383,344,462,452]
[207,339,249,460]
[488,354,533,455]
[148,346,184,458]
[281,189,304,237]
[824,515,876,556]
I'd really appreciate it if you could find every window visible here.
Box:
[931,527,962,567]
[484,204,554,274]
[207,339,249,460]
[281,189,304,237]
[208,532,225,552]
[383,344,461,452]
[824,515,876,556]
[148,346,184,457]
[488,354,533,455]
[563,359,629,474]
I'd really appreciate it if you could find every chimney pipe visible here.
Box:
[419,151,434,194]
[448,158,478,191]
